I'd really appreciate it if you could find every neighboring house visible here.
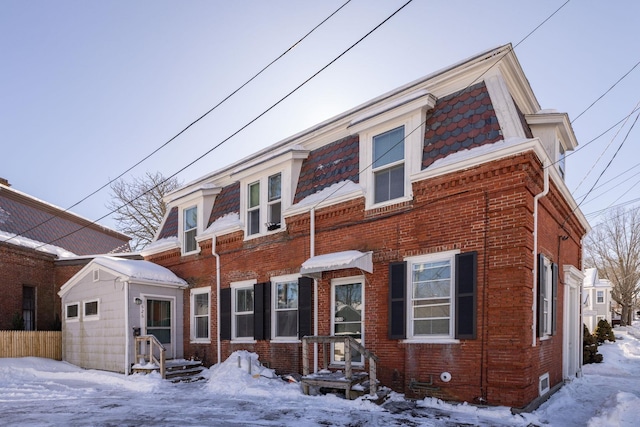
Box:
[142,44,590,409]
[0,178,131,331]
[582,268,613,331]
[58,256,187,373]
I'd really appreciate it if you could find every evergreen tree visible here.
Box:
[583,324,603,364]
[595,319,616,344]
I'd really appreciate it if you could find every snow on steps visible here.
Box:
[132,359,205,383]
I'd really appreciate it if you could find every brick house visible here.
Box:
[0,179,131,331]
[142,44,589,408]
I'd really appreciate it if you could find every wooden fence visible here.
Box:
[0,331,62,360]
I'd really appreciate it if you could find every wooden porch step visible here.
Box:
[301,371,369,400]
[132,359,205,383]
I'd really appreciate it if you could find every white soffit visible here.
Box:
[300,250,373,279]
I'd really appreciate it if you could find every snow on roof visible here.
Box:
[300,250,373,278]
[289,180,363,212]
[93,256,187,286]
[0,229,76,258]
[203,212,241,235]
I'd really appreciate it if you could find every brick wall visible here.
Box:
[0,243,57,330]
[149,150,586,408]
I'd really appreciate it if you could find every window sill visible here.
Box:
[83,316,100,322]
[244,227,285,241]
[231,339,257,344]
[402,338,460,345]
[271,339,301,344]
[365,195,412,212]
[190,339,211,345]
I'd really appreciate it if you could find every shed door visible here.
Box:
[146,299,173,358]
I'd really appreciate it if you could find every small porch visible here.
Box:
[301,335,379,400]
[132,335,204,382]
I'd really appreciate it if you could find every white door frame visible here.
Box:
[140,293,177,359]
[563,266,584,380]
[330,275,365,365]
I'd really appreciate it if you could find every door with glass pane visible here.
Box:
[332,279,363,364]
[146,299,173,358]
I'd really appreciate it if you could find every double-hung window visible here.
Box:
[410,255,453,337]
[191,287,210,342]
[183,206,198,253]
[248,182,261,236]
[537,254,557,337]
[389,250,477,342]
[246,172,282,236]
[596,290,604,304]
[233,285,254,339]
[267,173,282,231]
[274,279,298,339]
[373,126,405,204]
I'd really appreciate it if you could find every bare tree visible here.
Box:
[584,206,640,325]
[107,172,181,251]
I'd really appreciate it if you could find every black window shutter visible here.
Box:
[254,283,265,340]
[220,288,231,341]
[455,251,477,340]
[389,262,407,340]
[264,282,272,341]
[537,253,546,338]
[552,263,558,335]
[298,277,313,338]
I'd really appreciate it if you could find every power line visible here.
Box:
[307,1,571,211]
[30,0,414,251]
[1,0,353,247]
[572,59,640,123]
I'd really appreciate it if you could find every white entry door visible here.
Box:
[331,277,364,365]
[145,298,174,359]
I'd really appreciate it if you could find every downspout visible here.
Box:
[311,208,318,373]
[124,280,130,375]
[213,234,221,365]
[532,160,550,347]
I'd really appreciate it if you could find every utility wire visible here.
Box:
[31,0,414,250]
[572,59,640,123]
[1,0,353,247]
[307,0,571,211]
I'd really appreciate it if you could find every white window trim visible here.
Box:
[542,256,553,337]
[596,290,604,304]
[65,302,80,322]
[358,113,424,211]
[404,250,459,342]
[190,287,211,343]
[331,275,365,366]
[182,204,199,255]
[539,372,550,396]
[83,299,100,321]
[271,273,301,342]
[241,169,286,239]
[231,279,257,343]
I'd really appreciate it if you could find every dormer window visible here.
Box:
[183,206,198,253]
[373,126,405,203]
[267,173,282,231]
[247,172,282,236]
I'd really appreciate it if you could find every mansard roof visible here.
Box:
[0,183,130,256]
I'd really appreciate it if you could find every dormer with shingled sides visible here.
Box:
[146,43,580,258]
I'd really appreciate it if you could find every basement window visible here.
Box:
[539,372,550,396]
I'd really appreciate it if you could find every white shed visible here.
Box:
[58,256,188,374]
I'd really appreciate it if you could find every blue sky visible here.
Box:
[2,0,639,232]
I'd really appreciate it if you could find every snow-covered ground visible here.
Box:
[1,325,640,426]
